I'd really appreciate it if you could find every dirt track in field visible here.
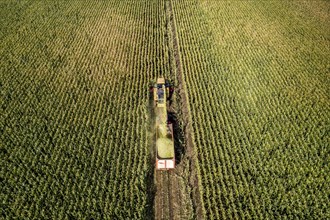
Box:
[153,1,203,219]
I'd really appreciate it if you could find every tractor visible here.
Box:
[151,77,175,170]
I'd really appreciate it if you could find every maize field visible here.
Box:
[1,0,329,219]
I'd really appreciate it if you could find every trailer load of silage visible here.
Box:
[156,107,167,125]
[158,124,168,138]
[156,137,174,159]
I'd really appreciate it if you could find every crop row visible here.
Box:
[172,0,329,219]
[1,0,170,219]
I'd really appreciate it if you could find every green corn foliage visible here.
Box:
[1,0,170,219]
[172,0,329,219]
[1,0,329,219]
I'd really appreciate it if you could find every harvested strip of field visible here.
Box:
[153,0,202,219]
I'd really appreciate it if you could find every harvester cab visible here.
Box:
[153,77,173,107]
